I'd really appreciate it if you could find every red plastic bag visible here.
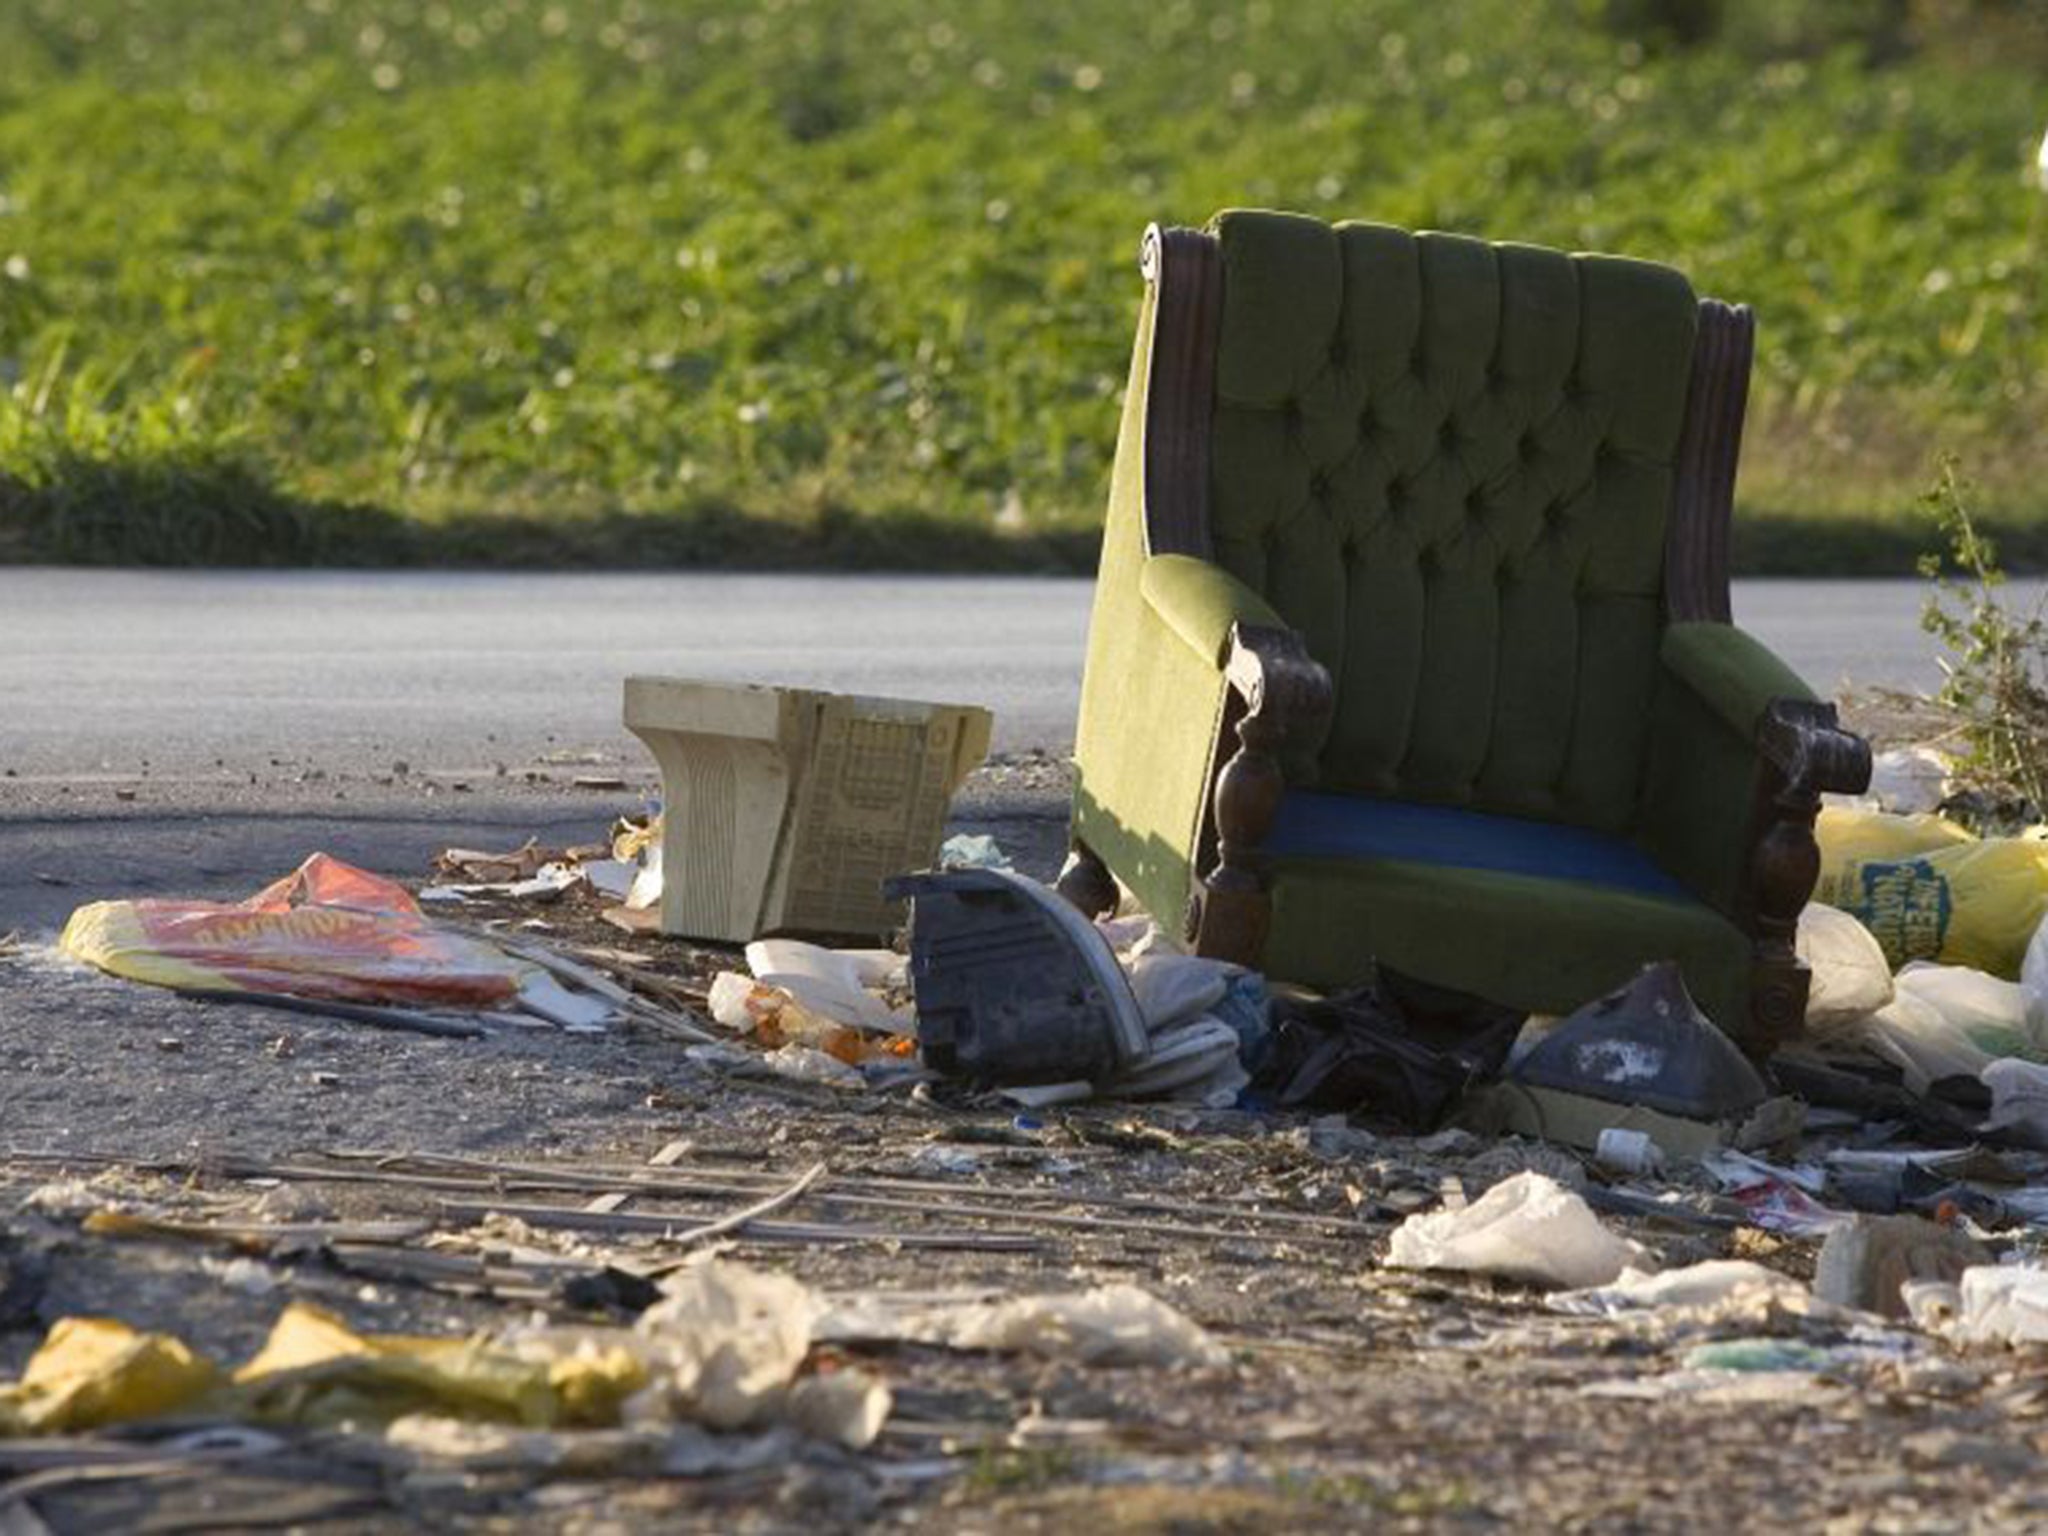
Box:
[60,854,525,1007]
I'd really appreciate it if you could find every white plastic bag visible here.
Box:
[2020,907,2048,1039]
[1981,1058,2048,1148]
[1853,965,2041,1095]
[1796,903,1894,1033]
[1866,746,1952,815]
[1550,1260,1805,1317]
[1124,952,1234,1031]
[1384,1172,1639,1290]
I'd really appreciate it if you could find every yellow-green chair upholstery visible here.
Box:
[1060,210,1870,1052]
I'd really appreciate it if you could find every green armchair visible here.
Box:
[1059,210,1871,1052]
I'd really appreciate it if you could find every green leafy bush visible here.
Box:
[1919,456,2048,813]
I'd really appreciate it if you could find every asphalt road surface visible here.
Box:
[1,568,2025,930]
[1,568,2012,778]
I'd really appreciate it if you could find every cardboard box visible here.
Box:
[623,678,992,943]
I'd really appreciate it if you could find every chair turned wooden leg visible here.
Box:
[1193,623,1333,967]
[1746,699,1872,1055]
[1055,840,1119,920]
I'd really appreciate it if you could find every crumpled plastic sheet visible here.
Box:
[1981,1057,2048,1149]
[815,1283,1230,1369]
[1384,1171,1641,1291]
[1549,1260,1808,1317]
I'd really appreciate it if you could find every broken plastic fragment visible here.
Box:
[1510,961,1767,1119]
[886,867,1149,1086]
[786,1368,892,1449]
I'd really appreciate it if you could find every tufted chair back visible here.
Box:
[1206,210,1700,835]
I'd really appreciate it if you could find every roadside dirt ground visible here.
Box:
[4,758,2048,1532]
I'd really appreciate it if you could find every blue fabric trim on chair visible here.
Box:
[1266,792,1690,900]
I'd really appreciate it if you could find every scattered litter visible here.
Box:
[1550,1260,1806,1317]
[1254,966,1521,1131]
[419,862,584,904]
[1463,1079,1803,1164]
[1858,746,1954,816]
[1384,1172,1641,1290]
[705,972,903,1067]
[1679,1337,1852,1373]
[816,1284,1227,1368]
[200,1256,282,1298]
[1982,1057,2048,1147]
[1856,964,2044,1094]
[433,840,552,884]
[0,1318,219,1434]
[1592,1127,1664,1177]
[516,972,618,1032]
[763,1044,866,1089]
[629,1261,823,1431]
[1702,1151,1848,1237]
[0,1262,893,1448]
[1942,1266,2048,1346]
[1813,1214,1988,1319]
[745,939,909,1035]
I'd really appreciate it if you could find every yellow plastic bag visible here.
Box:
[1815,807,1975,869]
[232,1302,576,1428]
[1814,808,2048,978]
[0,1318,219,1433]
